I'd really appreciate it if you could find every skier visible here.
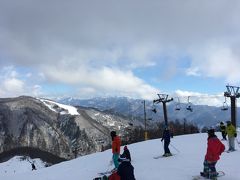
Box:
[219,122,227,140]
[226,121,237,152]
[117,155,135,180]
[161,126,173,157]
[111,131,121,169]
[200,128,225,179]
[31,163,36,170]
[120,146,131,162]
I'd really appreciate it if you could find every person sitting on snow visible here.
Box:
[120,146,131,162]
[117,152,135,180]
[200,128,225,179]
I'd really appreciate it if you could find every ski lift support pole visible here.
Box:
[153,94,173,127]
[143,100,148,140]
[224,85,240,127]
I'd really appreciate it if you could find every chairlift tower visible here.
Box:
[153,94,173,127]
[224,85,240,127]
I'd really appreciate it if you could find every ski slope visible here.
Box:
[0,132,240,180]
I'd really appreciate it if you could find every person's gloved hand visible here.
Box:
[234,133,237,137]
[161,139,163,142]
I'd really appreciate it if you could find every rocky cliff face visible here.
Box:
[0,96,133,162]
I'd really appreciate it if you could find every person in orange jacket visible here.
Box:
[200,128,225,179]
[111,131,121,169]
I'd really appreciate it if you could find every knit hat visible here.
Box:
[110,131,116,137]
[207,128,215,136]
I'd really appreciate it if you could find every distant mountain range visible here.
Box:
[58,96,240,128]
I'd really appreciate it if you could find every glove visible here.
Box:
[161,139,163,142]
[234,133,237,137]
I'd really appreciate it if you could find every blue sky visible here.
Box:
[0,0,240,104]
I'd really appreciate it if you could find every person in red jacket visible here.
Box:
[111,131,121,169]
[200,128,225,179]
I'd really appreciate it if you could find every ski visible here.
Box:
[192,171,225,180]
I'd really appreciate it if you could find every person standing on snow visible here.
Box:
[226,121,237,152]
[200,129,225,179]
[219,122,227,140]
[111,131,121,169]
[161,126,173,157]
[31,163,36,170]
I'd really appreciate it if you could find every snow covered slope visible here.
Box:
[0,132,240,180]
[0,156,46,175]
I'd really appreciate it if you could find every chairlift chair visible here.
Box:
[175,98,181,111]
[186,96,193,112]
[151,103,157,113]
[186,105,193,112]
[221,102,228,111]
[175,105,181,111]
[221,97,228,111]
[175,97,181,111]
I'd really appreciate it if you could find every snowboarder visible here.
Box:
[219,122,227,140]
[226,121,237,152]
[200,128,225,179]
[120,146,131,162]
[117,156,135,180]
[111,131,121,169]
[161,126,173,157]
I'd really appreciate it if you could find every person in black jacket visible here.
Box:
[117,146,135,180]
[219,122,227,140]
[161,126,173,157]
[120,146,131,162]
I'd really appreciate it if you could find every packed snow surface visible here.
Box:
[0,132,240,180]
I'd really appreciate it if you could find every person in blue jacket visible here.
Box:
[161,126,173,157]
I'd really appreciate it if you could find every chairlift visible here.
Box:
[175,97,181,111]
[152,108,157,113]
[221,97,228,111]
[151,103,157,113]
[186,96,193,112]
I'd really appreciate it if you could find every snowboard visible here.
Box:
[192,171,225,180]
[98,170,112,176]
[153,154,175,159]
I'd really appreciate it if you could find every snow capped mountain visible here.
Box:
[58,96,240,127]
[0,132,239,180]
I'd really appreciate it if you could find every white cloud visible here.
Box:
[188,43,240,83]
[186,67,201,76]
[0,1,240,98]
[0,66,44,97]
[3,78,24,94]
[173,90,226,106]
[43,65,159,100]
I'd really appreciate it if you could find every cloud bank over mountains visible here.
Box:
[0,0,240,99]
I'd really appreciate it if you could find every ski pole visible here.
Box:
[161,140,164,154]
[169,143,180,153]
[235,139,240,149]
